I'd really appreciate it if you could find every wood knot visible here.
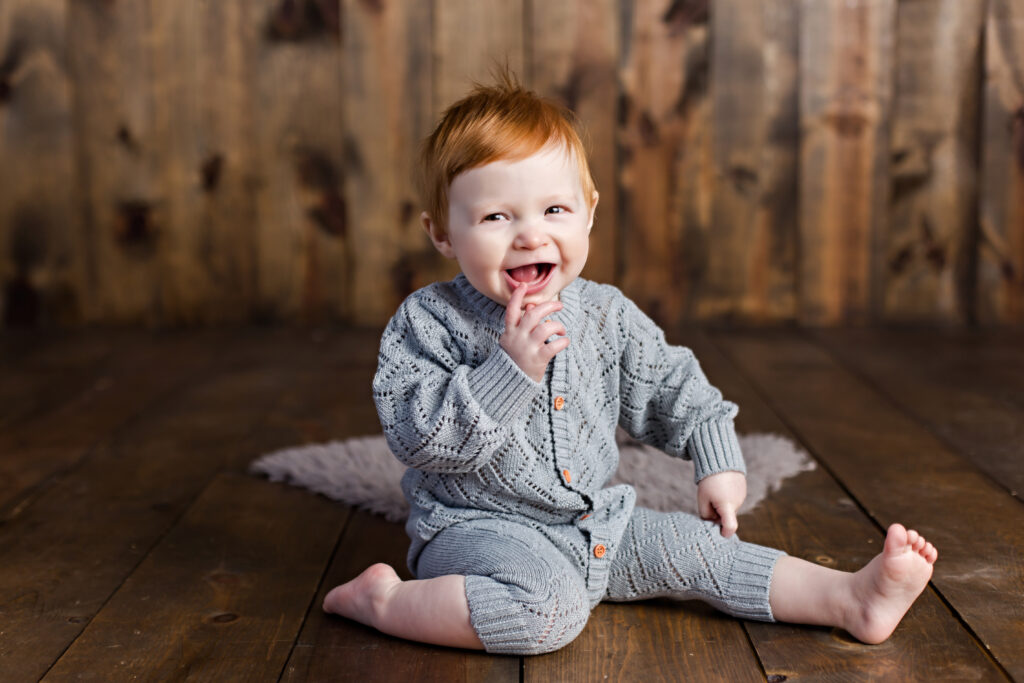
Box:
[1014,104,1024,172]
[662,0,709,34]
[201,154,224,192]
[638,111,659,147]
[295,149,346,237]
[117,124,140,153]
[208,612,238,624]
[266,0,340,42]
[205,570,244,590]
[114,201,159,255]
[827,111,868,137]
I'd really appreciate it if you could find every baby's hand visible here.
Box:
[697,471,747,538]
[500,283,569,383]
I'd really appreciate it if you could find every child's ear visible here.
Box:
[586,191,600,233]
[421,212,456,259]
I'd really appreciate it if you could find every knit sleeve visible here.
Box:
[615,295,745,482]
[372,298,541,473]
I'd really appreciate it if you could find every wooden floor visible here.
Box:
[1,326,1021,682]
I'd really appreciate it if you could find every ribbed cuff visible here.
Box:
[722,543,785,622]
[688,420,746,482]
[464,575,528,654]
[467,349,541,423]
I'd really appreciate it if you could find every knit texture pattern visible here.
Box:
[249,430,816,523]
[374,275,747,571]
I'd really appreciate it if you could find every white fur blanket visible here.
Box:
[250,430,815,522]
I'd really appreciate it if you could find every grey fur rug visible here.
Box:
[250,430,815,523]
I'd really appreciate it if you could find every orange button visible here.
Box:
[562,468,571,483]
[553,396,565,410]
[593,544,606,559]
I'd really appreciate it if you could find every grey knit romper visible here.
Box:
[373,275,784,655]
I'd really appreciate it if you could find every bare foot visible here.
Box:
[845,523,937,644]
[323,562,401,628]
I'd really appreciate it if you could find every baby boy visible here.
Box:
[323,75,937,655]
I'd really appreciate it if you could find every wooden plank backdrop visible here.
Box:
[1,0,1023,328]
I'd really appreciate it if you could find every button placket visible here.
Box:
[549,338,574,491]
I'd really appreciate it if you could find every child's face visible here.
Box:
[424,144,598,308]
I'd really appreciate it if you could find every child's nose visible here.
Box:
[513,222,547,249]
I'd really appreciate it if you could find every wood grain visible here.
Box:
[0,329,232,514]
[886,0,985,324]
[798,0,896,324]
[247,0,349,324]
[4,1,1023,326]
[527,600,763,683]
[682,331,1005,682]
[704,0,764,322]
[433,0,524,122]
[0,329,370,681]
[810,328,1024,500]
[978,0,1024,324]
[0,0,76,326]
[714,329,1024,680]
[282,510,517,683]
[42,473,349,681]
[528,0,620,287]
[343,0,436,323]
[151,1,261,324]
[618,0,710,327]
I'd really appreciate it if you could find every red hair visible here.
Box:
[420,72,597,233]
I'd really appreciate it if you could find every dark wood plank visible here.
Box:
[0,329,371,681]
[0,328,54,364]
[713,329,1024,680]
[679,330,1005,681]
[42,473,348,681]
[0,328,125,432]
[811,328,1024,500]
[0,329,233,514]
[282,510,517,683]
[527,600,763,682]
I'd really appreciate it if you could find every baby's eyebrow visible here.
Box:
[538,194,578,205]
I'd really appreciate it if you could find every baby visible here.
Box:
[323,75,937,655]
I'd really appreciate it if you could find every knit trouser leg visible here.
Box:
[604,506,783,621]
[415,518,591,655]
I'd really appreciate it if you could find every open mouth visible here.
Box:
[504,262,555,295]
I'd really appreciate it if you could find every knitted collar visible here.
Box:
[452,273,582,333]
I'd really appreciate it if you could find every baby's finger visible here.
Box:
[520,300,563,329]
[531,320,567,343]
[505,284,527,330]
[698,496,715,522]
[718,504,738,538]
[539,335,570,361]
